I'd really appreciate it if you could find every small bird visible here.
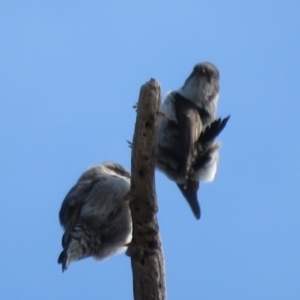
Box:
[155,62,230,219]
[58,161,132,272]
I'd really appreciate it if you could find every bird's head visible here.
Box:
[179,62,220,114]
[102,161,131,179]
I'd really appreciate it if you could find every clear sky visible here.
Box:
[1,1,299,299]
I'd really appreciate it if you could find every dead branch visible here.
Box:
[128,79,166,300]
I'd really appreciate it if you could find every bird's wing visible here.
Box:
[82,176,130,218]
[192,115,230,170]
[59,178,98,226]
[198,115,230,144]
[59,177,100,247]
[174,94,203,179]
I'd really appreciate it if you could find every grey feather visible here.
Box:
[155,62,229,219]
[58,162,132,272]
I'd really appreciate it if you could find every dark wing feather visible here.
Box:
[174,95,203,179]
[59,178,99,247]
[199,115,230,144]
[59,179,97,226]
[192,115,230,171]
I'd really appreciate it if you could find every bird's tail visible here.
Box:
[58,223,92,272]
[58,249,69,272]
[177,181,201,220]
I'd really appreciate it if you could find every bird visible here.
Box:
[58,161,132,272]
[155,62,230,219]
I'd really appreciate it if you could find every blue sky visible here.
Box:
[1,1,299,299]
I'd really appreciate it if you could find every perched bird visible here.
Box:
[58,161,132,272]
[155,62,230,219]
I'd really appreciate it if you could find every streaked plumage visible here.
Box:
[58,161,132,272]
[155,62,229,219]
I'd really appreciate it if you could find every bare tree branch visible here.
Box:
[128,79,166,300]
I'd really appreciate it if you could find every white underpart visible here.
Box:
[159,92,177,120]
[115,229,132,255]
[192,147,219,182]
[177,76,219,114]
[156,93,178,150]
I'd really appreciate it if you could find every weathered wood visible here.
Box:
[128,79,166,300]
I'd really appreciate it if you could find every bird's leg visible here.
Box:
[158,111,178,125]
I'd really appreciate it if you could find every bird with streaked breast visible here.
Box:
[58,161,132,272]
[155,62,230,219]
